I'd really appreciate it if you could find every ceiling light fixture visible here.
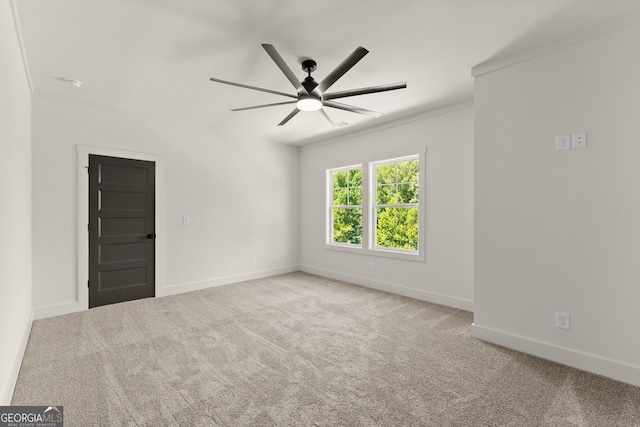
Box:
[296,96,322,112]
[64,78,82,88]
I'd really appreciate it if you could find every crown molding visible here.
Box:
[472,11,640,78]
[9,0,34,95]
[299,99,473,151]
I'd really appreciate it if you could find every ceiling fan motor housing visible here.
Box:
[302,77,319,95]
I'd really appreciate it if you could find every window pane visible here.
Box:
[376,163,396,185]
[349,168,362,186]
[333,208,362,244]
[376,184,396,205]
[376,207,419,250]
[397,160,419,183]
[333,188,348,205]
[333,170,348,189]
[349,187,362,205]
[397,183,419,204]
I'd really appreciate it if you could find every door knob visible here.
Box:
[147,233,156,239]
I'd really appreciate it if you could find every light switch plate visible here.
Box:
[571,132,587,149]
[556,134,571,151]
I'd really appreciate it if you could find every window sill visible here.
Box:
[324,243,425,262]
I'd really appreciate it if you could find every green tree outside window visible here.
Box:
[331,167,362,245]
[375,159,419,251]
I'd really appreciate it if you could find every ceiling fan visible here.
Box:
[209,44,406,127]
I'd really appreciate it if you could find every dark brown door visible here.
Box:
[89,155,155,308]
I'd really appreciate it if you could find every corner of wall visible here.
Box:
[2,309,33,405]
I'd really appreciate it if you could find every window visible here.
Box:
[326,152,424,260]
[329,166,362,246]
[373,156,419,252]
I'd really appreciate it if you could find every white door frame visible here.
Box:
[76,145,165,311]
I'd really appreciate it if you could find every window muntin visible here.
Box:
[330,166,363,246]
[373,157,419,252]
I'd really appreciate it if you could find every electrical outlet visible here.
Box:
[369,262,375,271]
[251,256,256,265]
[556,312,571,330]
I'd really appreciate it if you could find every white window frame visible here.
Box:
[326,164,363,250]
[369,154,422,258]
[325,149,426,262]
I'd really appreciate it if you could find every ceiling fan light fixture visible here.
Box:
[296,97,322,112]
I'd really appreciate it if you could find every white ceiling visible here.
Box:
[15,0,640,146]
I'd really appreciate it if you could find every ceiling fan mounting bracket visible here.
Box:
[301,59,317,74]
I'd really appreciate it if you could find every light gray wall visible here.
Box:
[31,94,299,317]
[0,1,32,404]
[473,22,640,386]
[299,105,474,310]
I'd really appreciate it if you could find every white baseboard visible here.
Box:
[158,265,300,297]
[471,323,640,388]
[33,266,300,319]
[33,301,85,320]
[2,309,33,405]
[299,265,474,312]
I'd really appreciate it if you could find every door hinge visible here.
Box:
[87,280,90,288]
[87,223,90,231]
[86,166,90,174]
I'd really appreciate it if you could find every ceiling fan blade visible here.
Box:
[316,109,335,128]
[278,108,301,126]
[262,44,307,95]
[231,101,297,112]
[323,101,381,117]
[324,82,407,100]
[318,46,369,93]
[209,77,296,99]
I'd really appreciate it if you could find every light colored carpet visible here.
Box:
[12,272,640,426]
